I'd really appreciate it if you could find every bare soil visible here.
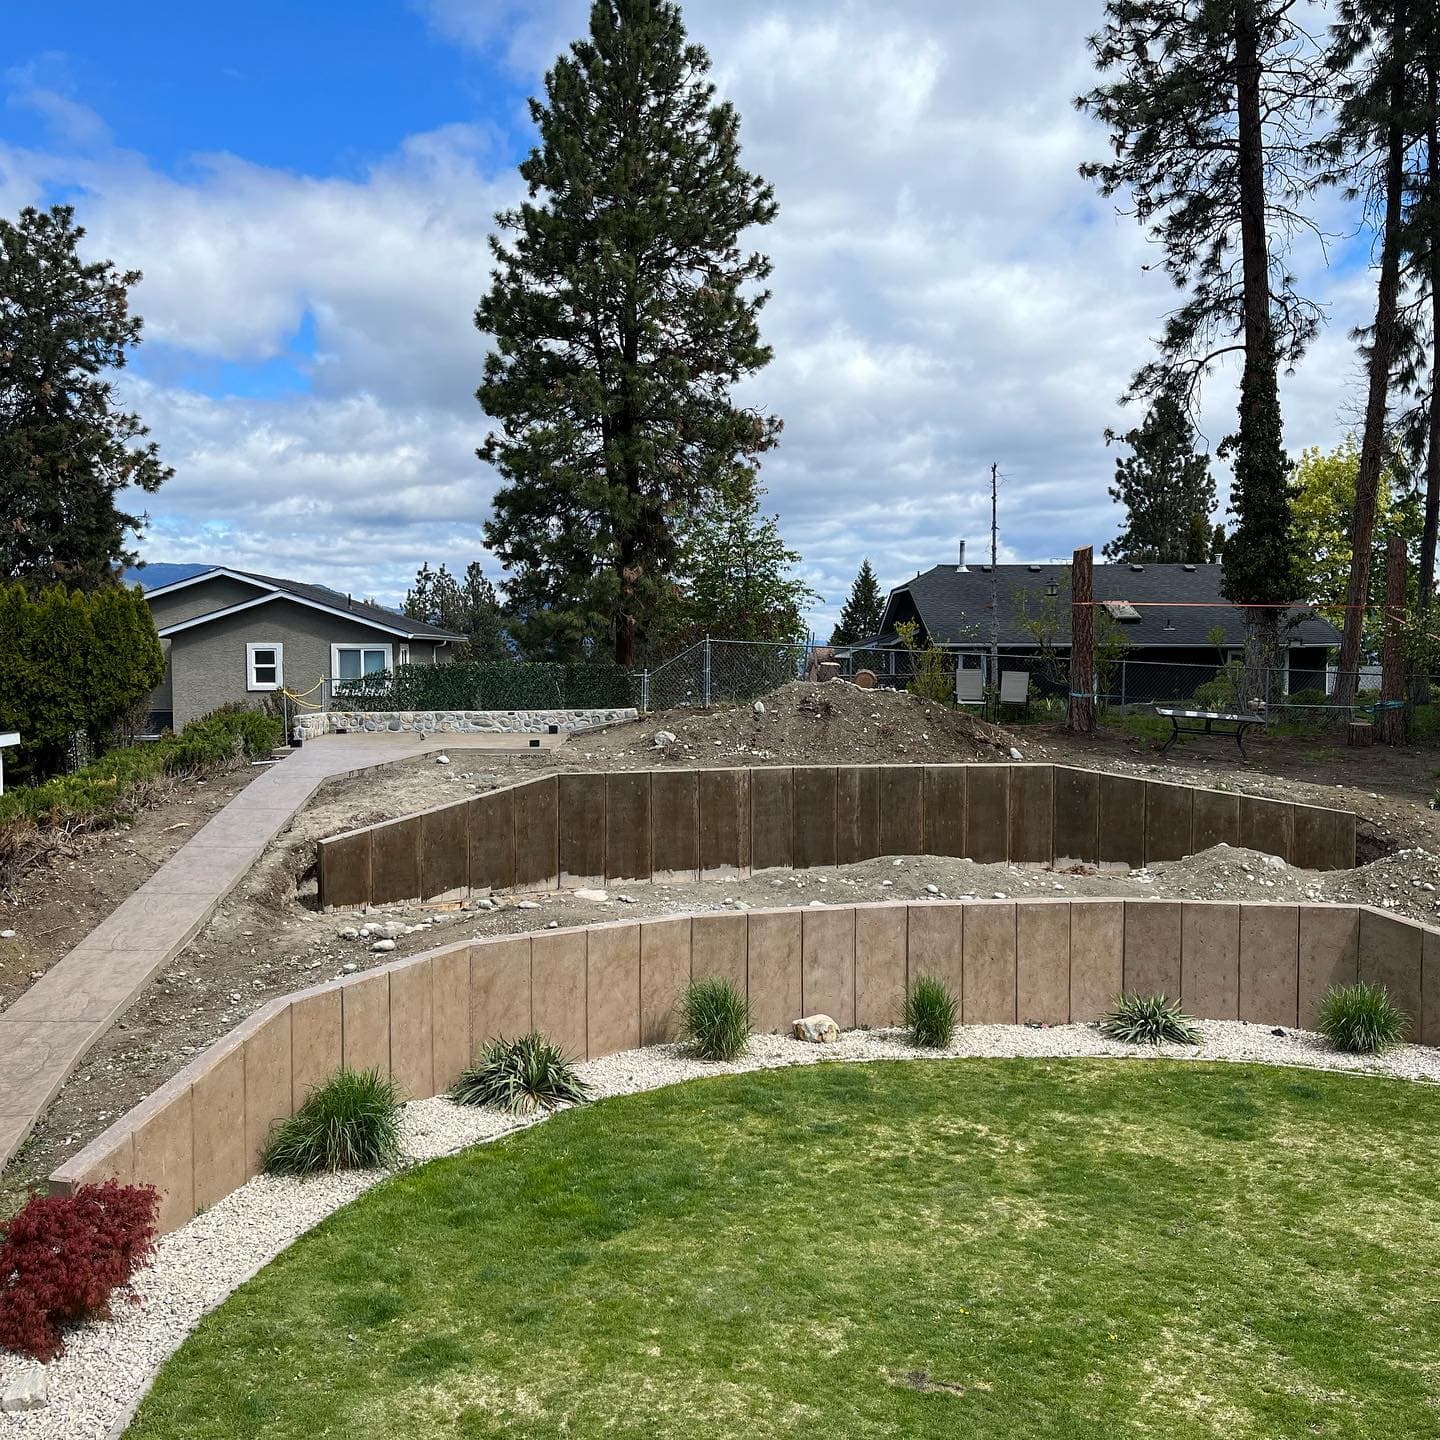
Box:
[5,681,1440,1211]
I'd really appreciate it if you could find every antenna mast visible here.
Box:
[990,463,999,694]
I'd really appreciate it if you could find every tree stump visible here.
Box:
[1347,719,1373,748]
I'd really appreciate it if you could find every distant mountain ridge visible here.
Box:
[123,563,212,590]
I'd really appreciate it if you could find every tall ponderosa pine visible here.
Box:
[830,558,886,645]
[0,205,170,590]
[1323,0,1421,702]
[1103,388,1217,563]
[477,0,779,666]
[1078,1,1323,690]
[403,560,509,662]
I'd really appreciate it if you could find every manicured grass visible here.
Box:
[129,1062,1440,1439]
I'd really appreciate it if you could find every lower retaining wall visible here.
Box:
[295,708,637,741]
[52,899,1433,1233]
[317,764,1358,910]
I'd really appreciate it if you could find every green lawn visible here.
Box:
[129,1061,1440,1439]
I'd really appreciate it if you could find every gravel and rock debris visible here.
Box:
[4,1021,1440,1439]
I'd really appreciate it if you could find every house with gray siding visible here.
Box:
[141,568,463,730]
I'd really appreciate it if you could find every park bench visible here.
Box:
[1154,706,1266,760]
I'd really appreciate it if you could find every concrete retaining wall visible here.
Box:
[317,764,1357,909]
[51,898,1426,1233]
[294,708,637,741]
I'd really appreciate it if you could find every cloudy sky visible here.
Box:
[2,0,1368,632]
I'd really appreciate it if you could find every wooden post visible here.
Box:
[1068,546,1095,735]
[1376,532,1408,745]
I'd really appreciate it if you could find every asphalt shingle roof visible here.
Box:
[879,563,1339,650]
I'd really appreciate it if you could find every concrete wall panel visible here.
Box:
[854,903,907,1029]
[691,912,747,992]
[792,766,838,869]
[1017,901,1069,1025]
[747,909,802,1033]
[966,766,1009,865]
[877,766,924,858]
[802,907,855,1026]
[923,766,967,858]
[651,770,699,881]
[1424,928,1440,1047]
[640,916,691,1045]
[1192,789,1240,852]
[531,930,588,1061]
[837,765,880,866]
[133,1088,194,1234]
[320,831,371,909]
[907,904,963,1002]
[341,971,390,1076]
[1299,904,1358,1030]
[1241,797,1294,864]
[513,777,558,889]
[1124,900,1182,998]
[1181,902,1239,1019]
[191,1045,245,1213]
[388,958,434,1100]
[430,946,471,1093]
[963,902,1017,1023]
[420,802,468,901]
[1359,908,1423,1032]
[291,988,343,1104]
[1009,765,1053,865]
[1145,783,1194,865]
[1238,905,1299,1028]
[243,1007,293,1178]
[1054,767,1099,866]
[586,923,641,1059]
[751,767,795,872]
[468,786,515,894]
[559,774,607,887]
[605,773,652,883]
[1098,774,1146,869]
[371,815,421,904]
[1069,900,1123,1020]
[698,768,751,876]
[1293,804,1347,873]
[470,936,531,1051]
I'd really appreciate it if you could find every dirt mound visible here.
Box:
[577,681,1030,767]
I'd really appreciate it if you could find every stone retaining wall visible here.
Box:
[51,898,1427,1233]
[316,764,1357,910]
[294,708,637,741]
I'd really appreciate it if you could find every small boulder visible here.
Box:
[337,927,359,941]
[753,700,766,716]
[435,754,450,765]
[2,1364,48,1413]
[653,730,678,747]
[574,888,610,903]
[793,1014,840,1044]
[370,938,396,953]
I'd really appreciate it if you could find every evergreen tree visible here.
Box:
[403,561,509,661]
[476,0,780,666]
[1078,1,1323,686]
[1102,389,1217,563]
[830,558,886,644]
[0,205,170,589]
[666,488,815,646]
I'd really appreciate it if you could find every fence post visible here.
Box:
[1119,660,1127,714]
[640,670,649,714]
[702,636,712,708]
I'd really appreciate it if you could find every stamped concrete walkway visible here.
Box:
[0,731,562,1169]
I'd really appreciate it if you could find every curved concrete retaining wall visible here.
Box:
[317,764,1357,910]
[52,898,1429,1233]
[295,708,636,741]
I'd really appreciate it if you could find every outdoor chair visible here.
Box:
[999,671,1030,711]
[956,670,984,706]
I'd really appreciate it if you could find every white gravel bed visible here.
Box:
[4,1019,1440,1437]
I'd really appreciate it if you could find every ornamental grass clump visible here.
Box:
[0,1181,159,1361]
[262,1068,402,1175]
[1318,981,1408,1055]
[904,975,958,1048]
[451,1033,590,1114]
[1100,993,1200,1046]
[681,977,752,1061]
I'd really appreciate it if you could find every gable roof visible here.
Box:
[872,563,1340,650]
[144,567,464,642]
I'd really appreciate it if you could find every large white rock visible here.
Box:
[2,1364,48,1412]
[793,1014,840,1044]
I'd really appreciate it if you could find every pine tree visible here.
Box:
[830,558,886,644]
[1103,389,1217,563]
[1078,1,1323,689]
[403,561,509,661]
[477,0,780,667]
[0,205,171,589]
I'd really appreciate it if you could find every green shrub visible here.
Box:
[262,1069,402,1175]
[1100,994,1200,1046]
[450,1033,589,1114]
[680,976,752,1061]
[1317,982,1408,1054]
[904,975,959,1048]
[333,659,632,712]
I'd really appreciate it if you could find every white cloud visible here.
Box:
[2,2,1377,636]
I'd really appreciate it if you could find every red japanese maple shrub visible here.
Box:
[0,1181,159,1361]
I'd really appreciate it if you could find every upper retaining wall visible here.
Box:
[317,764,1357,910]
[50,898,1432,1233]
[295,708,636,741]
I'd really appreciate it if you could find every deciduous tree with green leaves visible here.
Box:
[829,558,886,645]
[0,205,170,590]
[1103,388,1217,563]
[476,0,780,666]
[1078,0,1323,692]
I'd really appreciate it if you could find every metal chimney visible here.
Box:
[958,540,967,571]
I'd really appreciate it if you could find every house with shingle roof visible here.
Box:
[139,567,463,731]
[839,557,1340,698]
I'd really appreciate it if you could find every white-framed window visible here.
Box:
[330,643,393,682]
[246,642,284,692]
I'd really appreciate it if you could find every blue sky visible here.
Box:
[1,1,1364,628]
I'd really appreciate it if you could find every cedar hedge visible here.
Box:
[332,659,634,713]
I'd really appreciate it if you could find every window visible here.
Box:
[331,643,393,682]
[247,642,283,691]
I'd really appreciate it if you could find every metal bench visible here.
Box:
[1155,707,1265,760]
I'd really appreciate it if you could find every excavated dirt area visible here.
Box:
[4,680,1440,1210]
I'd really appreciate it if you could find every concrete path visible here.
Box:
[0,731,561,1169]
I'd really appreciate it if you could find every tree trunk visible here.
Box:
[1068,545,1095,735]
[1335,3,1410,707]
[1376,532,1408,744]
[1418,56,1440,705]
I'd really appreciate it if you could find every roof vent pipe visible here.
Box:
[958,540,967,571]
